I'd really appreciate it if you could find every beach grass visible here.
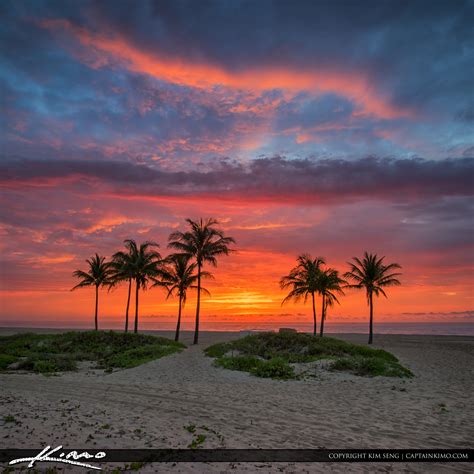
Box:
[0,331,185,374]
[205,332,413,379]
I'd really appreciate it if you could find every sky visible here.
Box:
[1,0,473,329]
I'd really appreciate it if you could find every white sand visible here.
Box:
[1,330,473,473]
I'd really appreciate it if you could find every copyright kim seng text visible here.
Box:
[329,451,470,461]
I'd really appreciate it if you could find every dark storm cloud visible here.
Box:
[86,1,473,69]
[396,196,474,222]
[2,156,473,202]
[3,0,473,107]
[89,0,474,113]
[1,0,472,161]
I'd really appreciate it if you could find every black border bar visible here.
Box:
[1,449,473,464]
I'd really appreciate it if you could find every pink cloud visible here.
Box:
[40,18,414,120]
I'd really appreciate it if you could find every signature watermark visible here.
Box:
[9,445,106,470]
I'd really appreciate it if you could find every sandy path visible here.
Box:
[1,332,473,473]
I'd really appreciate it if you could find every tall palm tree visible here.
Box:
[318,268,345,337]
[110,241,137,333]
[168,218,235,344]
[153,254,211,342]
[280,254,326,336]
[344,252,402,344]
[72,254,113,331]
[125,240,162,334]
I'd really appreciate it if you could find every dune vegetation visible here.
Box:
[0,331,185,374]
[205,331,413,380]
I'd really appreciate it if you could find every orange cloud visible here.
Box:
[86,216,139,234]
[27,255,76,265]
[40,19,412,120]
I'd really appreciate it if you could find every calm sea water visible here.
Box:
[1,320,472,336]
[199,321,474,336]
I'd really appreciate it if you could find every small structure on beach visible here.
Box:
[239,330,266,336]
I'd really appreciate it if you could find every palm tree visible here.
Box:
[153,254,211,342]
[72,254,113,331]
[318,268,345,337]
[110,241,137,333]
[280,254,326,336]
[168,218,235,344]
[124,240,162,334]
[344,252,402,344]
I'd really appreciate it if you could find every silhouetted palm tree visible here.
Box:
[168,218,235,344]
[124,240,162,333]
[111,241,137,333]
[153,254,211,341]
[344,252,401,344]
[72,254,113,331]
[280,254,326,336]
[318,268,345,337]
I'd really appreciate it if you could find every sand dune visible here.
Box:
[1,331,473,473]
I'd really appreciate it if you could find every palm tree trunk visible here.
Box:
[194,263,201,344]
[368,291,374,344]
[311,291,317,336]
[134,279,139,334]
[175,295,182,342]
[94,284,99,331]
[320,294,326,337]
[125,278,131,333]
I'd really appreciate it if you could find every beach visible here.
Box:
[1,330,473,473]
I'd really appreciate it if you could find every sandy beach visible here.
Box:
[1,330,473,473]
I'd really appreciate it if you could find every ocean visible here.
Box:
[196,321,474,336]
[0,320,472,336]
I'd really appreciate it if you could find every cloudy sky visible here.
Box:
[1,0,473,328]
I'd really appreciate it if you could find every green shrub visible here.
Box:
[330,357,354,371]
[205,332,412,379]
[17,355,77,374]
[0,354,17,370]
[0,331,185,374]
[103,344,183,369]
[32,359,59,374]
[331,356,413,378]
[204,342,230,358]
[250,357,295,380]
[215,354,296,380]
[0,333,51,356]
[215,355,262,372]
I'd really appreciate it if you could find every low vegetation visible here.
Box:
[0,331,185,374]
[183,423,225,449]
[205,331,413,379]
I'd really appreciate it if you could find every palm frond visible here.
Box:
[72,254,113,290]
[345,252,402,299]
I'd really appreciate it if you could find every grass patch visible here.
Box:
[330,356,413,377]
[214,355,295,380]
[102,344,182,369]
[0,354,17,370]
[188,433,206,449]
[0,331,185,375]
[250,357,295,379]
[215,355,262,372]
[205,332,412,379]
[16,354,78,374]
